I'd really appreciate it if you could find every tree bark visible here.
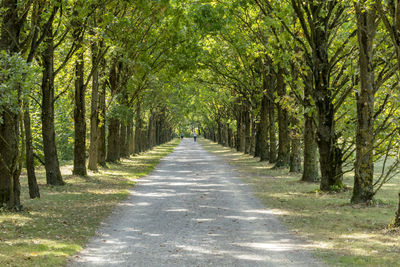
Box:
[0,0,24,208]
[250,115,256,155]
[224,123,229,147]
[275,68,290,167]
[228,126,234,148]
[239,109,246,152]
[134,100,143,154]
[97,82,107,166]
[236,108,242,151]
[156,117,161,146]
[302,112,319,181]
[352,2,376,204]
[73,50,87,176]
[147,114,153,149]
[267,82,277,163]
[24,108,40,198]
[302,77,319,181]
[244,109,251,154]
[394,192,400,227]
[128,118,134,155]
[141,127,148,151]
[88,42,100,171]
[0,108,20,208]
[314,45,344,191]
[259,93,269,161]
[40,24,64,185]
[106,117,120,162]
[120,121,129,158]
[289,116,302,173]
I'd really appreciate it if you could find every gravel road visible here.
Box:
[68,139,324,267]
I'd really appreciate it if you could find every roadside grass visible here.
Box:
[199,138,400,267]
[0,139,179,267]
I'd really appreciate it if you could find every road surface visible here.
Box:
[69,138,324,267]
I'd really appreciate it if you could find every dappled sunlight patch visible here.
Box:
[259,209,292,216]
[192,218,215,222]
[86,188,132,195]
[165,208,189,212]
[254,165,274,170]
[0,213,33,225]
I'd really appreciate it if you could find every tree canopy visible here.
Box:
[1,0,400,226]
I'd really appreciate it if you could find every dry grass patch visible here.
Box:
[0,140,179,267]
[199,138,400,267]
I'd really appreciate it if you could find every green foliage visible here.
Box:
[191,3,227,33]
[55,96,74,161]
[0,52,39,123]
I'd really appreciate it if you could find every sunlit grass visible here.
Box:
[0,139,179,267]
[199,138,400,267]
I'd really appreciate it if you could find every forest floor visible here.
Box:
[199,139,400,267]
[68,138,323,267]
[0,140,179,267]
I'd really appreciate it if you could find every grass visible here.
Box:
[0,139,179,267]
[199,138,400,267]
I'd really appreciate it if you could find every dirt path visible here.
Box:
[68,139,324,266]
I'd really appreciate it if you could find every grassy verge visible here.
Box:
[0,139,179,267]
[199,138,400,267]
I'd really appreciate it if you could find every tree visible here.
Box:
[290,0,351,191]
[351,1,377,204]
[0,1,30,209]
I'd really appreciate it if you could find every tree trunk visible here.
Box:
[97,82,107,166]
[244,109,251,154]
[236,109,242,151]
[267,84,277,163]
[156,117,161,146]
[212,128,217,142]
[352,3,376,204]
[250,115,256,155]
[289,116,301,173]
[318,122,343,191]
[24,108,40,198]
[394,192,400,227]
[41,25,64,185]
[106,117,120,162]
[254,122,261,157]
[224,123,229,147]
[147,113,157,149]
[0,0,21,205]
[128,119,134,155]
[218,122,223,145]
[313,38,343,191]
[134,100,143,154]
[259,93,269,161]
[88,42,100,171]
[119,122,129,158]
[302,110,319,181]
[301,70,319,181]
[0,109,21,208]
[239,109,246,152]
[146,116,152,149]
[141,127,148,151]
[73,51,87,176]
[275,68,290,167]
[228,126,233,148]
[151,114,157,148]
